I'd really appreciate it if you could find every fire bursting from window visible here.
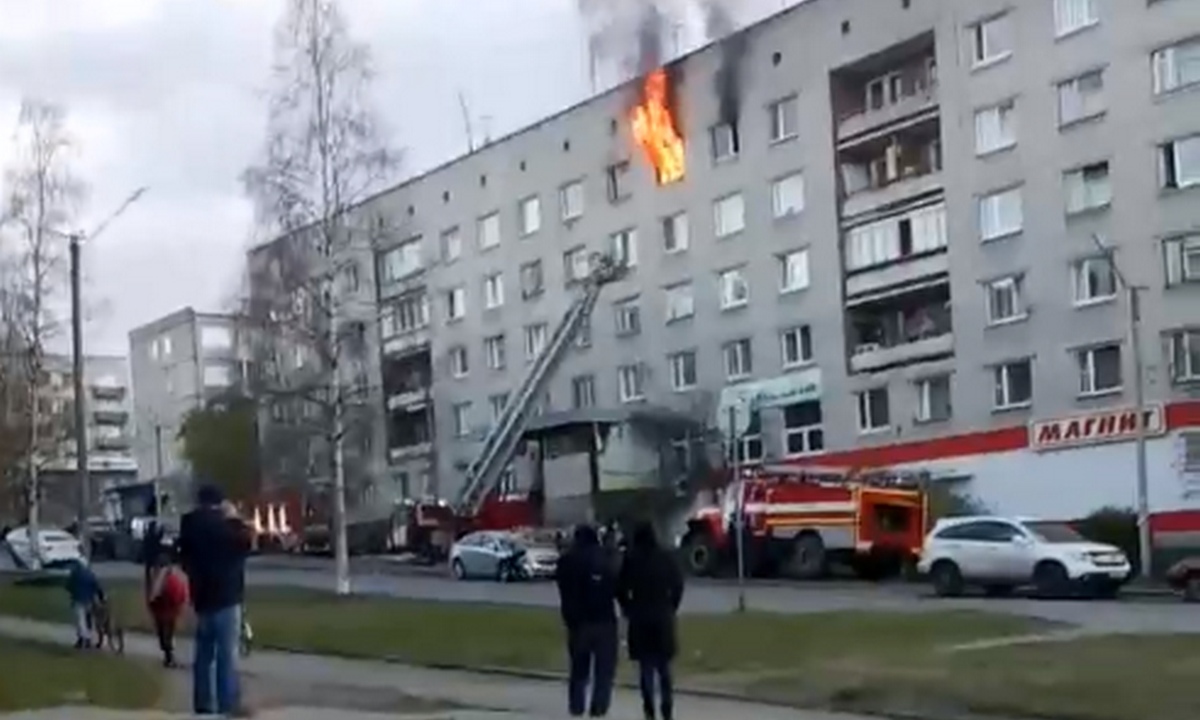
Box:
[630,68,686,185]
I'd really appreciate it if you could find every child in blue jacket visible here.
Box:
[65,559,105,648]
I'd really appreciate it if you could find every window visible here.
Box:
[575,317,592,348]
[1053,0,1098,37]
[771,172,805,218]
[441,226,462,263]
[668,351,697,391]
[1170,330,1200,382]
[723,338,752,380]
[664,282,695,322]
[1152,37,1200,95]
[735,411,763,464]
[614,298,641,337]
[1164,234,1200,286]
[978,187,1023,240]
[606,161,632,203]
[379,239,423,282]
[523,323,548,361]
[200,326,232,351]
[915,375,952,422]
[445,286,466,322]
[663,212,689,253]
[970,13,1013,67]
[488,393,510,423]
[779,250,810,293]
[1072,257,1117,305]
[1064,162,1111,214]
[617,364,646,403]
[203,364,231,387]
[484,334,506,370]
[483,272,504,309]
[610,228,639,268]
[449,346,469,378]
[986,275,1026,324]
[571,375,596,408]
[563,247,591,283]
[381,291,430,336]
[856,388,890,432]
[1057,70,1105,126]
[1159,135,1200,190]
[1077,344,1122,395]
[993,359,1033,409]
[713,193,745,237]
[768,96,799,143]
[518,196,541,236]
[845,205,948,270]
[710,122,740,161]
[974,99,1017,154]
[520,260,544,300]
[780,326,813,368]
[452,402,472,438]
[719,268,749,309]
[478,212,501,250]
[783,401,824,456]
[560,180,584,221]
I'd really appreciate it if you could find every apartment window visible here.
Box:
[560,180,585,221]
[1159,135,1200,190]
[571,375,596,408]
[723,339,752,380]
[520,260,544,300]
[768,95,799,143]
[614,298,641,337]
[1076,344,1122,395]
[518,196,541,236]
[483,272,505,309]
[1164,234,1200,286]
[563,247,591,283]
[1058,70,1105,126]
[914,375,952,423]
[710,122,740,161]
[451,402,472,438]
[1152,37,1200,95]
[444,286,466,322]
[449,346,469,378]
[735,411,763,464]
[780,326,813,368]
[488,393,510,424]
[523,323,548,361]
[978,187,1023,241]
[441,226,462,263]
[970,13,1013,67]
[668,351,697,391]
[203,364,231,387]
[856,388,890,432]
[610,228,639,268]
[663,212,689,254]
[617,364,646,403]
[379,239,422,283]
[606,161,632,203]
[478,212,501,250]
[1064,162,1112,214]
[993,359,1033,409]
[1170,330,1200,382]
[782,401,824,456]
[719,267,749,309]
[1072,257,1117,305]
[1054,0,1098,37]
[779,250,810,293]
[986,275,1026,325]
[664,282,695,323]
[575,316,592,348]
[382,291,430,336]
[482,333,506,369]
[771,172,805,219]
[713,193,746,237]
[974,99,1017,155]
[200,326,232,351]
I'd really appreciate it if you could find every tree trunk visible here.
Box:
[26,355,41,569]
[332,388,350,596]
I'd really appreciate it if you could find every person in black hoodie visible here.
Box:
[554,524,619,718]
[616,522,685,720]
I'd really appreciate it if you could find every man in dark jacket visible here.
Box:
[178,485,252,716]
[616,522,685,720]
[554,524,620,718]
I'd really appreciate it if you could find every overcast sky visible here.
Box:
[0,0,795,358]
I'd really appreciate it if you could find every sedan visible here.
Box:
[449,531,558,581]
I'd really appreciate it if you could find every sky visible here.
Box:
[0,0,797,357]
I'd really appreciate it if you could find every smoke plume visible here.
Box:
[702,0,746,126]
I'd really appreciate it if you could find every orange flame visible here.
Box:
[630,69,686,185]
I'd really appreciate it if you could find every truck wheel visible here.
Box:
[681,533,717,576]
[1185,575,1200,603]
[931,560,964,597]
[1034,560,1071,599]
[789,532,828,580]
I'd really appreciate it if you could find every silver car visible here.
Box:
[449,531,558,581]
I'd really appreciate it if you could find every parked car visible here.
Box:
[4,526,86,571]
[917,515,1131,598]
[449,530,559,581]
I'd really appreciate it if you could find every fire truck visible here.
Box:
[677,464,931,580]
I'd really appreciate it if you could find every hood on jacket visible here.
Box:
[573,524,599,548]
[631,522,658,551]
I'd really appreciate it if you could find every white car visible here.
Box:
[917,516,1132,598]
[449,530,558,581]
[4,526,86,571]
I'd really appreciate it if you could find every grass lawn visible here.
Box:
[0,636,163,711]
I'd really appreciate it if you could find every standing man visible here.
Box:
[554,525,620,718]
[617,522,685,720]
[178,485,252,716]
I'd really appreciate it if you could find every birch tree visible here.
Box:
[242,0,398,594]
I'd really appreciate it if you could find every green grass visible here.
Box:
[0,636,163,711]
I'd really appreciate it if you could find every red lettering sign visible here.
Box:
[1030,406,1165,452]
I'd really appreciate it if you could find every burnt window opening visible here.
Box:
[772,51,782,66]
[710,121,740,162]
[407,205,415,216]
[841,20,851,35]
[442,190,450,203]
[606,161,632,203]
[479,174,487,187]
[562,139,571,152]
[609,118,619,136]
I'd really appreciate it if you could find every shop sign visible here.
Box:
[1030,405,1166,452]
[718,368,822,437]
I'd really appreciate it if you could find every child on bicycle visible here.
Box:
[65,559,104,649]
[147,547,188,667]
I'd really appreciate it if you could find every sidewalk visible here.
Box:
[0,616,872,720]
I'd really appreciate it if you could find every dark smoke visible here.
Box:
[635,3,666,75]
[703,1,747,127]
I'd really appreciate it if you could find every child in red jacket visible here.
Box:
[147,551,189,667]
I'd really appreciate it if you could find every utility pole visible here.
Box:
[70,233,89,558]
[154,423,164,518]
[727,404,746,613]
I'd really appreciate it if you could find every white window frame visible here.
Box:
[572,375,596,408]
[203,364,232,387]
[380,239,423,283]
[483,273,505,309]
[781,402,823,457]
[1053,0,1098,38]
[1063,161,1112,214]
[780,325,813,368]
[974,99,1017,155]
[713,193,746,238]
[914,375,952,423]
[970,13,1013,67]
[610,228,639,268]
[710,122,739,161]
[723,339,752,380]
[449,346,469,378]
[518,195,541,236]
[1071,256,1117,306]
[441,226,462,263]
[663,212,689,254]
[1152,37,1200,95]
[664,282,695,323]
[614,299,641,336]
[668,351,697,392]
[986,275,1026,325]
[484,335,506,370]
[1164,234,1200,286]
[771,172,806,219]
[1170,329,1200,382]
[445,286,466,322]
[452,402,472,438]
[478,212,501,250]
[1076,343,1123,396]
[978,186,1023,241]
[993,359,1033,409]
[523,323,548,361]
[520,260,544,299]
[488,393,510,423]
[1160,135,1200,191]
[564,247,591,283]
[718,267,750,310]
[856,387,890,433]
[606,161,632,203]
[1057,69,1105,126]
[617,364,646,403]
[779,250,810,293]
[560,180,585,221]
[768,95,799,143]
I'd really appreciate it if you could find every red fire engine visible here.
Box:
[678,464,930,580]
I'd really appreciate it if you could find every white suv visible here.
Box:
[917,516,1132,598]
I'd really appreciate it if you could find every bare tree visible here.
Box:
[242,0,399,594]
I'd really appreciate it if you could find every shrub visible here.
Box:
[926,485,989,522]
[1074,506,1141,574]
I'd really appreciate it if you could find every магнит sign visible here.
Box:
[1030,406,1166,452]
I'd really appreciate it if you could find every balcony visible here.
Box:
[380,291,431,357]
[847,283,953,374]
[846,249,949,299]
[387,405,432,463]
[382,350,431,411]
[91,384,126,401]
[92,408,129,425]
[839,125,942,220]
[843,202,948,299]
[832,33,938,145]
[94,434,132,451]
[838,86,938,146]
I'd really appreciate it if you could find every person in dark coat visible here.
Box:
[554,524,620,718]
[616,522,685,720]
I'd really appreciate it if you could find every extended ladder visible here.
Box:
[456,253,626,515]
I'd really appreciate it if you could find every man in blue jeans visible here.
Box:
[178,485,252,716]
